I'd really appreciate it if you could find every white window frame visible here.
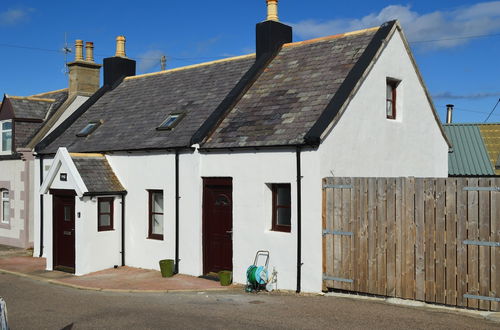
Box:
[0,120,12,155]
[1,190,9,224]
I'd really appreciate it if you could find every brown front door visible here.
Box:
[52,190,76,272]
[203,178,233,274]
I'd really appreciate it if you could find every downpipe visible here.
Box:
[296,146,302,293]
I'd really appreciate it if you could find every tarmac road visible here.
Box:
[0,272,498,329]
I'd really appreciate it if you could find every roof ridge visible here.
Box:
[444,122,500,126]
[30,88,68,97]
[70,152,105,158]
[7,95,56,102]
[125,53,255,81]
[283,26,380,48]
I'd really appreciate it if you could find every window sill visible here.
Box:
[98,228,114,232]
[147,235,164,241]
[270,227,291,233]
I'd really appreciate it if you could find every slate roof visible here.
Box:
[40,55,255,154]
[15,121,44,149]
[8,90,67,120]
[202,28,378,148]
[443,124,495,176]
[70,154,125,194]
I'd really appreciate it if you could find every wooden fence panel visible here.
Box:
[323,176,500,311]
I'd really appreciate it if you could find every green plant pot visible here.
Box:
[219,270,232,286]
[159,259,174,278]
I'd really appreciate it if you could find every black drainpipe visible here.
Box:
[174,149,180,274]
[121,193,126,266]
[39,155,44,257]
[296,146,302,293]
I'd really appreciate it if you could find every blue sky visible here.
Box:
[1,1,499,123]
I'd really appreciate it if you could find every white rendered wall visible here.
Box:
[0,159,26,246]
[318,30,449,178]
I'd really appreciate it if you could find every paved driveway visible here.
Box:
[0,272,498,329]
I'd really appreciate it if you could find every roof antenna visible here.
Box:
[484,98,500,123]
[161,55,167,71]
[62,32,72,76]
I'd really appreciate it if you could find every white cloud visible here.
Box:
[137,50,165,73]
[433,91,500,99]
[291,2,500,50]
[0,8,34,26]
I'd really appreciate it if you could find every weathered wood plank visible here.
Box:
[424,178,436,303]
[357,178,368,293]
[435,178,446,304]
[395,178,403,298]
[368,178,377,295]
[415,178,425,301]
[467,178,479,309]
[478,178,491,310]
[376,178,387,296]
[456,178,468,307]
[386,178,396,297]
[324,178,335,289]
[333,177,343,290]
[341,178,352,291]
[445,178,457,306]
[405,177,416,299]
[352,178,360,292]
[492,178,500,312]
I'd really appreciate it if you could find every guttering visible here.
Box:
[39,155,44,257]
[174,149,180,274]
[121,194,126,266]
[296,146,302,293]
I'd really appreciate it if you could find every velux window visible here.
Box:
[97,197,114,231]
[0,120,12,154]
[271,184,291,233]
[76,121,102,137]
[157,113,184,130]
[1,190,9,224]
[148,190,164,240]
[386,78,400,120]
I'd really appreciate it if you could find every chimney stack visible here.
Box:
[67,39,101,98]
[256,0,292,59]
[103,35,136,86]
[446,104,454,124]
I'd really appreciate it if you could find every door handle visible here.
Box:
[226,230,233,234]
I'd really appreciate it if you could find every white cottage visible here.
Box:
[35,2,449,293]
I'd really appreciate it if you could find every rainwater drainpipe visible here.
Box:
[446,104,454,124]
[39,155,44,257]
[174,149,180,274]
[121,194,126,266]
[296,146,302,293]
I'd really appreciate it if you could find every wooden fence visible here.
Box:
[322,177,500,311]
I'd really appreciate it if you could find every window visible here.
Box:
[76,121,102,137]
[157,113,184,130]
[1,190,9,224]
[386,79,400,119]
[0,120,12,154]
[98,197,114,231]
[148,190,164,240]
[271,184,291,232]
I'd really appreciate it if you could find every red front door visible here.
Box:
[203,178,233,274]
[52,191,76,273]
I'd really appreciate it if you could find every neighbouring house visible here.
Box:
[0,40,101,248]
[34,1,449,293]
[443,122,500,176]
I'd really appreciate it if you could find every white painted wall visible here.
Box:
[0,160,26,244]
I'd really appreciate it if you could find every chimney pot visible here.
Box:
[115,36,126,57]
[85,42,95,62]
[266,0,279,21]
[75,40,84,61]
[446,104,454,124]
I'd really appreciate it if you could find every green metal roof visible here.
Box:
[443,124,495,176]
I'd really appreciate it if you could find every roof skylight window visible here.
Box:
[76,120,102,137]
[157,113,184,130]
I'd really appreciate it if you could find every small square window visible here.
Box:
[157,113,184,130]
[76,121,102,137]
[271,184,291,232]
[98,197,114,231]
[148,190,164,240]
